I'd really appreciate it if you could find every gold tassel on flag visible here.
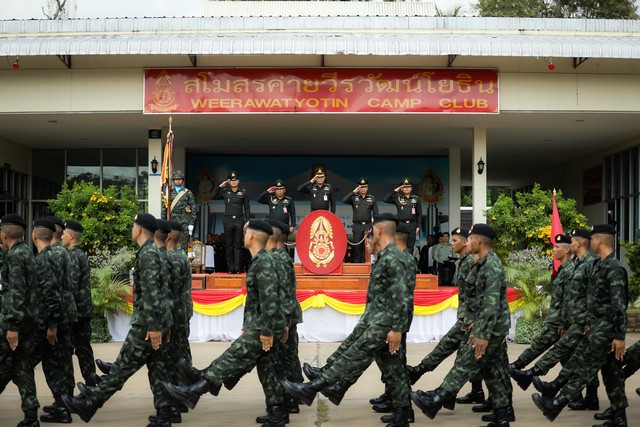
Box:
[161,116,174,218]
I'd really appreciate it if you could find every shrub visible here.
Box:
[622,233,640,308]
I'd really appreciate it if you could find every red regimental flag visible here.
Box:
[161,130,174,218]
[550,190,563,276]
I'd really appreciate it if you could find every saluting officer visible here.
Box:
[383,178,422,254]
[297,167,335,213]
[257,179,296,234]
[213,171,250,274]
[342,177,378,263]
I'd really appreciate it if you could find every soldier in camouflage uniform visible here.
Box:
[167,221,193,366]
[532,224,628,427]
[63,213,175,427]
[163,220,289,427]
[342,177,378,263]
[284,213,412,427]
[412,223,513,427]
[257,180,297,234]
[162,170,197,252]
[0,214,40,427]
[62,220,101,389]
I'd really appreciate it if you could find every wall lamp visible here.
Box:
[477,157,485,175]
[150,156,159,174]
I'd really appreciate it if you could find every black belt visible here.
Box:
[402,220,415,224]
[355,221,371,225]
[225,215,241,219]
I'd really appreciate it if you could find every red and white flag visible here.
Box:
[161,124,174,218]
[551,189,563,276]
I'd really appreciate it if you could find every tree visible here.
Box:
[475,0,553,17]
[42,0,76,20]
[622,234,640,307]
[475,0,638,18]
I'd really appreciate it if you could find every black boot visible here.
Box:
[95,359,112,376]
[568,391,599,411]
[260,405,289,427]
[456,380,485,404]
[483,406,512,427]
[406,363,429,385]
[84,373,102,387]
[282,377,327,406]
[531,393,569,422]
[636,387,640,397]
[369,392,390,405]
[622,357,640,379]
[162,379,217,410]
[594,407,613,420]
[148,406,181,424]
[286,396,300,414]
[320,380,350,406]
[506,358,526,373]
[39,398,72,423]
[472,397,492,413]
[302,362,326,381]
[481,405,516,422]
[593,408,627,427]
[372,400,394,413]
[61,391,103,423]
[532,376,568,399]
[380,406,414,424]
[255,406,290,425]
[17,409,40,427]
[510,365,543,390]
[177,358,203,383]
[410,387,455,420]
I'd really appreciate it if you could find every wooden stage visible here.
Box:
[192,263,438,291]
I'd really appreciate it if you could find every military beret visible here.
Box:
[373,213,398,225]
[469,223,496,240]
[570,228,591,240]
[228,171,239,180]
[172,170,185,180]
[401,177,412,186]
[268,220,290,235]
[396,222,411,236]
[0,214,27,229]
[451,227,470,238]
[274,179,285,189]
[313,168,326,177]
[358,177,368,186]
[591,224,616,235]
[554,234,571,245]
[247,219,273,235]
[134,213,158,233]
[156,219,171,235]
[168,220,183,232]
[64,220,84,233]
[46,216,64,229]
[33,218,56,232]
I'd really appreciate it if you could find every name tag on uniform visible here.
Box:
[237,192,243,196]
[272,206,275,210]
[412,207,416,214]
[283,207,288,213]
[324,194,328,201]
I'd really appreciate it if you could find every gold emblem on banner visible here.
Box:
[308,216,335,268]
[149,71,179,112]
[418,168,445,204]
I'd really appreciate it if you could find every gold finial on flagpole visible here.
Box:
[168,116,173,133]
[553,189,557,196]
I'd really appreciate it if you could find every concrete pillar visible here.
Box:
[448,147,461,229]
[148,131,163,218]
[472,127,487,224]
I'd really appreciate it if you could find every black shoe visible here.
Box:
[175,403,188,414]
[594,407,613,421]
[162,379,214,410]
[177,358,203,383]
[372,400,394,413]
[148,407,181,424]
[456,389,485,404]
[531,393,568,422]
[146,416,171,427]
[320,381,349,406]
[17,409,40,427]
[406,363,429,385]
[256,405,289,427]
[472,397,493,413]
[593,408,627,427]
[532,376,567,399]
[410,387,455,420]
[482,406,512,427]
[95,359,112,376]
[255,407,290,424]
[636,387,640,397]
[507,358,526,373]
[510,365,543,391]
[43,400,63,414]
[84,373,102,387]
[286,397,300,414]
[481,405,516,422]
[302,363,326,381]
[381,406,414,424]
[39,406,72,423]
[77,382,96,396]
[61,393,101,423]
[282,377,327,407]
[369,392,390,405]
[569,395,599,411]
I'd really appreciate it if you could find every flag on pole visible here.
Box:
[161,117,174,219]
[550,189,563,276]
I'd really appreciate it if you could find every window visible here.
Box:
[67,149,100,187]
[603,145,640,242]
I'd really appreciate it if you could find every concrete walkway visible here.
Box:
[2,336,639,426]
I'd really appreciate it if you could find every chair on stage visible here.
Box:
[205,245,215,274]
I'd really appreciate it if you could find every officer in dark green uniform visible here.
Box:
[342,177,378,263]
[297,167,336,213]
[213,171,250,274]
[383,178,422,254]
[63,213,175,427]
[0,214,39,427]
[257,179,297,234]
[162,170,197,251]
[532,224,628,427]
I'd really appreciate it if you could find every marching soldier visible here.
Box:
[213,171,250,274]
[257,179,297,234]
[342,177,378,263]
[297,167,335,213]
[0,214,40,427]
[162,170,197,251]
[167,221,193,366]
[383,178,422,254]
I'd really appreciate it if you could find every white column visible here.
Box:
[148,131,163,218]
[472,127,487,225]
[448,147,461,229]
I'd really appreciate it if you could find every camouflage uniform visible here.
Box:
[440,250,512,410]
[168,247,193,365]
[68,244,98,381]
[89,239,174,411]
[557,253,628,410]
[162,187,197,251]
[200,248,287,407]
[0,238,39,412]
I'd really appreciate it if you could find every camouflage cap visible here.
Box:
[172,170,185,180]
[134,213,158,233]
[156,219,171,234]
[0,214,27,229]
[554,234,571,245]
[570,228,591,240]
[64,220,84,233]
[591,224,616,235]
[34,218,56,232]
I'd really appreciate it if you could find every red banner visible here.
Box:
[296,210,348,274]
[144,68,498,114]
